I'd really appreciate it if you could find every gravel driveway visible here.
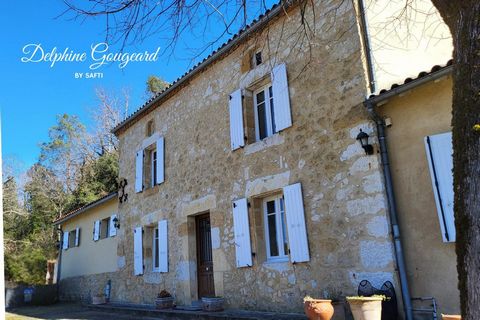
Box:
[6,303,161,320]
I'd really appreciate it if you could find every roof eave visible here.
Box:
[367,65,453,106]
[112,1,293,136]
[53,192,118,226]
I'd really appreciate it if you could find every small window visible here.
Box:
[100,217,110,239]
[263,195,288,262]
[255,52,262,66]
[254,85,276,141]
[151,149,157,188]
[153,227,160,271]
[146,120,155,137]
[68,230,76,248]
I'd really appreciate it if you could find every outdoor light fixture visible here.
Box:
[356,129,374,155]
[113,216,120,229]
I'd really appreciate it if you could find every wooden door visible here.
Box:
[196,213,215,298]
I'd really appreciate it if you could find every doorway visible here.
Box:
[196,213,215,298]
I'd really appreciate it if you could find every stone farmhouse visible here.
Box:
[53,0,459,317]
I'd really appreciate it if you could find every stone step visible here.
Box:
[87,303,307,320]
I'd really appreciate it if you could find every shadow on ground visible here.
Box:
[6,302,159,320]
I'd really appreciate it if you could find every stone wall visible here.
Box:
[108,0,398,313]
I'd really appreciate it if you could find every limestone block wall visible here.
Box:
[109,0,398,312]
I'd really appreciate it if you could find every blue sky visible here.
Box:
[0,0,273,171]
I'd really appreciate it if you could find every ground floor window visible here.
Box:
[263,195,289,262]
[153,227,160,271]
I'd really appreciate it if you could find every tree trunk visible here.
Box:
[431,1,480,319]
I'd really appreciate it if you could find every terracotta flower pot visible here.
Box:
[442,315,461,320]
[347,296,382,320]
[304,299,334,320]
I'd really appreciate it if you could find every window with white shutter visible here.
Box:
[158,220,168,272]
[156,137,164,185]
[109,215,117,237]
[232,198,253,267]
[283,182,310,263]
[134,227,144,275]
[229,89,245,150]
[424,131,455,242]
[63,231,69,250]
[271,63,292,132]
[135,150,144,193]
[93,220,100,241]
[75,228,80,247]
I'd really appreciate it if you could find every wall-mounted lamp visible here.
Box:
[113,216,120,229]
[356,129,374,155]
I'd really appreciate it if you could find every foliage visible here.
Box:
[146,75,169,96]
[68,152,119,211]
[158,290,172,298]
[4,89,123,285]
[5,244,48,285]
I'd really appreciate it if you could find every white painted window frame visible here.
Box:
[151,148,157,188]
[253,84,275,142]
[263,194,289,263]
[152,226,160,272]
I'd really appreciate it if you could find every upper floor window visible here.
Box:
[63,228,80,250]
[254,85,276,141]
[93,214,117,241]
[263,194,288,262]
[68,230,76,248]
[100,217,111,239]
[135,137,164,193]
[151,149,157,188]
[229,63,291,150]
[146,120,155,137]
[254,51,262,66]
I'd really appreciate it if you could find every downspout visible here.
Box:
[56,226,63,301]
[365,101,413,320]
[358,0,376,93]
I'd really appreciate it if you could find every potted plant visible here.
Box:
[92,293,106,305]
[303,296,334,320]
[201,296,225,312]
[155,290,174,309]
[346,295,384,320]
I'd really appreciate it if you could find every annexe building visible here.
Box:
[54,192,119,300]
[368,61,460,316]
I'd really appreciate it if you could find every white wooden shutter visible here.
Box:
[133,227,144,275]
[156,137,165,185]
[283,182,310,263]
[63,231,69,250]
[424,132,455,242]
[229,89,245,150]
[135,150,144,193]
[75,228,80,247]
[158,220,168,272]
[109,215,117,237]
[271,63,292,132]
[232,198,253,267]
[93,220,100,241]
